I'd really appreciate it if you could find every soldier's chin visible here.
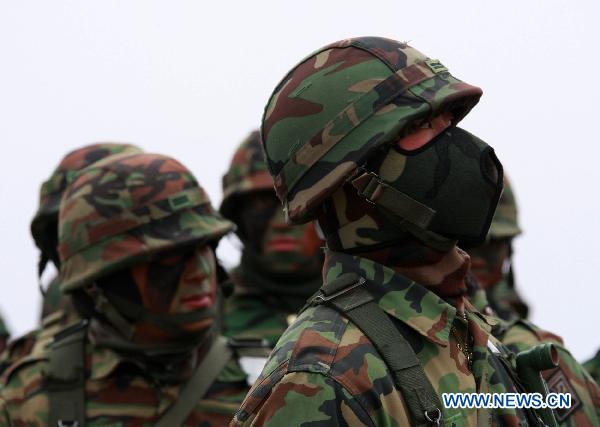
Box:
[133,319,213,344]
[180,318,213,333]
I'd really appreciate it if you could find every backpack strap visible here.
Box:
[47,320,88,427]
[307,273,444,427]
[153,336,233,427]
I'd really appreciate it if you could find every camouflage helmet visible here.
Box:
[488,175,521,239]
[220,130,274,221]
[31,143,142,272]
[58,152,234,293]
[262,36,483,224]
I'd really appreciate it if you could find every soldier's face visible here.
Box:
[468,240,511,288]
[261,203,322,259]
[130,245,217,331]
[240,192,322,259]
[394,112,453,151]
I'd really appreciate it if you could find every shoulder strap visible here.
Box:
[154,336,234,427]
[47,320,88,427]
[309,274,443,427]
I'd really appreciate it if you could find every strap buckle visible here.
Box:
[424,408,442,426]
[350,171,436,230]
[350,170,380,207]
[313,278,366,303]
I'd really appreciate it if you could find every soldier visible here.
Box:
[232,36,556,426]
[0,152,250,425]
[220,130,323,348]
[0,144,142,374]
[496,321,600,426]
[464,179,600,425]
[464,176,529,321]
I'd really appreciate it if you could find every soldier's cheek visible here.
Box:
[169,260,217,315]
[469,257,503,288]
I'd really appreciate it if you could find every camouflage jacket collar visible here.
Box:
[323,250,495,346]
[89,345,125,380]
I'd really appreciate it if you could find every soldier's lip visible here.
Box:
[180,294,212,308]
[267,237,300,252]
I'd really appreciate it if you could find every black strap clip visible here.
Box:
[424,408,442,426]
[313,277,366,304]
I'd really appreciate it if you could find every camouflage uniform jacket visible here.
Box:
[223,269,300,348]
[224,292,290,349]
[0,311,76,378]
[497,320,600,426]
[0,334,250,426]
[232,251,534,426]
[0,307,79,377]
[468,279,600,425]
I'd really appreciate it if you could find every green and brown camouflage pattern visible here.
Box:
[31,143,143,267]
[262,36,483,224]
[58,152,234,292]
[232,250,538,426]
[0,307,79,378]
[466,273,600,425]
[14,145,139,372]
[496,321,600,425]
[318,126,503,253]
[40,276,76,321]
[486,277,530,320]
[222,261,322,347]
[221,132,324,347]
[466,174,529,321]
[0,337,250,426]
[467,239,529,321]
[223,289,293,347]
[488,176,521,239]
[220,130,273,221]
[584,351,600,385]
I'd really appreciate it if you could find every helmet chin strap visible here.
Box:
[90,284,216,342]
[350,170,457,252]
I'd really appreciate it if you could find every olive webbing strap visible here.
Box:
[154,336,233,427]
[314,276,443,426]
[350,171,456,253]
[351,171,436,230]
[48,320,88,427]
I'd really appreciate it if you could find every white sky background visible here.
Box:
[0,0,598,361]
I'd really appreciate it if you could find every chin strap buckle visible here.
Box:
[350,171,435,230]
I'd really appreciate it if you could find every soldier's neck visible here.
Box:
[354,240,471,304]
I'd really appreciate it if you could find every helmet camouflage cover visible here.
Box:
[488,175,521,239]
[31,143,143,268]
[220,130,274,220]
[261,36,483,223]
[58,152,233,292]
